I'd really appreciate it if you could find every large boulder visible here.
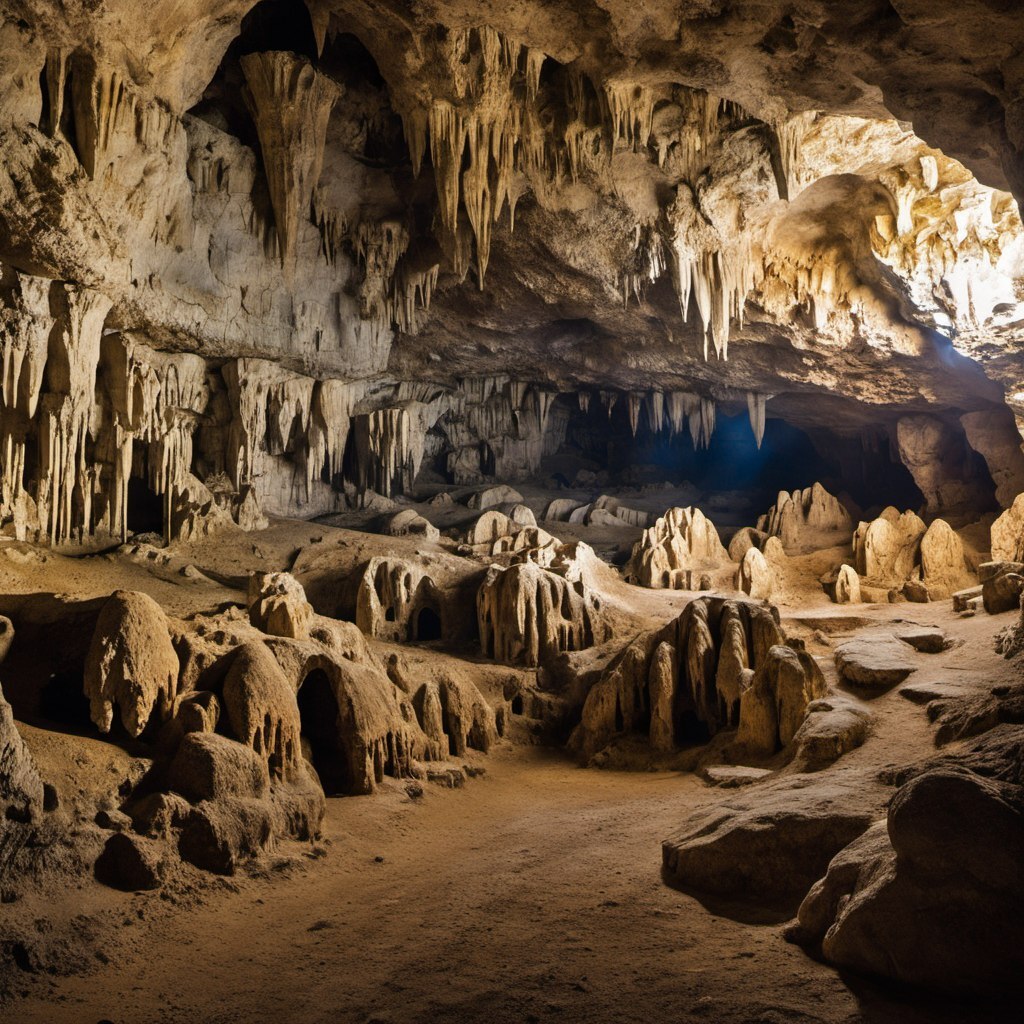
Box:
[789,760,1024,994]
[94,832,167,891]
[169,732,269,804]
[833,634,919,691]
[991,494,1024,562]
[662,777,876,903]
[83,590,179,737]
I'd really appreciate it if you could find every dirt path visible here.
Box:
[11,746,1002,1024]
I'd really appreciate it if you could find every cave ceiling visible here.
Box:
[1,0,1023,439]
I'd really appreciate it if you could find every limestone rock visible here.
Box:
[94,832,166,891]
[982,568,1024,614]
[222,642,302,778]
[570,597,824,762]
[477,561,600,668]
[248,572,314,640]
[1,681,46,875]
[791,696,872,770]
[83,590,179,737]
[789,764,1024,994]
[735,545,773,601]
[0,614,14,663]
[852,507,926,585]
[833,635,919,691]
[756,483,852,553]
[355,556,445,642]
[830,564,861,604]
[178,796,275,875]
[961,409,1024,508]
[467,484,523,510]
[626,507,729,590]
[169,732,270,804]
[662,777,875,901]
[727,527,768,563]
[918,518,967,595]
[382,509,439,543]
[991,493,1024,562]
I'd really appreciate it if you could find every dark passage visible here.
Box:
[297,670,352,795]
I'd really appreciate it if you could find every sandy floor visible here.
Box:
[8,744,1012,1024]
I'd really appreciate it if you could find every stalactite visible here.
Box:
[775,110,815,200]
[578,391,591,414]
[746,391,767,449]
[600,390,618,418]
[241,51,341,285]
[627,392,642,437]
[605,82,654,151]
[646,390,664,434]
[69,53,138,179]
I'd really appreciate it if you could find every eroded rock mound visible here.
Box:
[626,507,728,590]
[757,483,852,554]
[248,572,314,640]
[477,561,601,668]
[355,556,445,642]
[852,508,968,600]
[571,597,825,762]
[84,590,179,737]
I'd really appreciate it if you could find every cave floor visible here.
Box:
[8,748,1012,1024]
[1,515,1018,1023]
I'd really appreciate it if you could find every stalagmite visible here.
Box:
[627,507,729,589]
[757,483,853,554]
[241,52,341,285]
[477,561,601,668]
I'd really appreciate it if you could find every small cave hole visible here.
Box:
[297,669,352,795]
[414,606,442,642]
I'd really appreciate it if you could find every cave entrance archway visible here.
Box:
[297,669,352,796]
[414,606,442,642]
[127,475,164,536]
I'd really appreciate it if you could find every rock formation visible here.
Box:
[477,562,601,668]
[756,483,852,554]
[626,507,729,590]
[355,556,444,643]
[571,596,825,762]
[83,590,179,737]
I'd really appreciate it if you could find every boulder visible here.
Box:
[662,778,875,902]
[94,832,166,891]
[178,796,275,875]
[832,564,860,604]
[791,695,872,770]
[991,493,1024,562]
[982,568,1024,614]
[852,507,926,584]
[789,765,1024,994]
[169,732,269,804]
[833,635,918,690]
[467,484,523,510]
[382,508,439,543]
[247,572,314,640]
[918,518,967,595]
[736,545,773,601]
[83,590,179,737]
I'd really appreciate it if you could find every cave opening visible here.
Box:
[297,669,352,796]
[414,606,442,642]
[127,473,164,538]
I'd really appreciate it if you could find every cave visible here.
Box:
[1,1,1023,1021]
[296,669,351,796]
